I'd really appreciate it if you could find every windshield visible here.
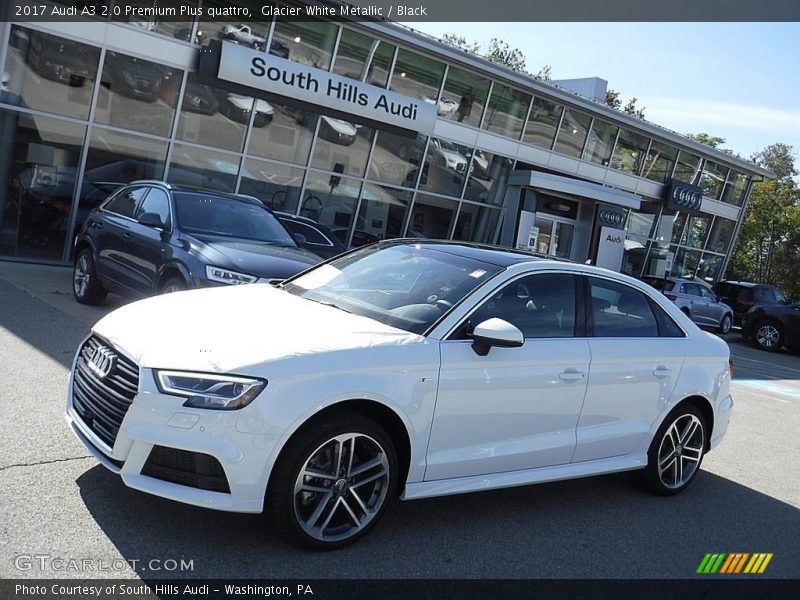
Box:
[283,244,504,335]
[173,192,294,245]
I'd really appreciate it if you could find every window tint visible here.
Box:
[135,188,171,227]
[698,286,715,300]
[649,299,685,338]
[775,289,787,303]
[104,187,147,218]
[466,273,576,338]
[683,283,702,297]
[589,277,659,338]
[281,220,332,246]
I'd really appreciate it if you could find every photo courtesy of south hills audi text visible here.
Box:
[14,583,315,597]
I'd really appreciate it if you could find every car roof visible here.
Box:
[375,239,546,267]
[130,180,265,206]
[716,280,758,288]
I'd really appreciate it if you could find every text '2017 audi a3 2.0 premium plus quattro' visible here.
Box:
[66,240,733,549]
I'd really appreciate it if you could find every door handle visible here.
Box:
[653,366,672,378]
[122,232,132,240]
[559,369,585,383]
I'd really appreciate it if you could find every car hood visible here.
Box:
[194,236,320,280]
[93,284,423,372]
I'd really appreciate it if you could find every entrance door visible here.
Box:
[533,215,574,259]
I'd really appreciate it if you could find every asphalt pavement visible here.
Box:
[0,261,797,579]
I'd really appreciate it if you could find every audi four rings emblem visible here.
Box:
[88,345,116,378]
[672,186,702,210]
[599,208,625,227]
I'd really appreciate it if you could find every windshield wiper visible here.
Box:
[316,300,352,314]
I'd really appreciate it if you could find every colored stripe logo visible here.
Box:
[697,553,773,574]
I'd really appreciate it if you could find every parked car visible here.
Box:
[275,212,345,260]
[103,52,169,102]
[181,80,219,115]
[27,30,96,86]
[71,181,320,305]
[642,276,733,334]
[741,301,800,352]
[67,240,732,549]
[711,280,788,325]
[218,93,274,126]
[222,24,267,49]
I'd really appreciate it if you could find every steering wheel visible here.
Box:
[435,299,454,311]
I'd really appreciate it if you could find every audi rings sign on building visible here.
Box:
[666,179,704,215]
[598,206,627,229]
[87,345,117,379]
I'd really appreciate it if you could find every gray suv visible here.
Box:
[643,277,733,334]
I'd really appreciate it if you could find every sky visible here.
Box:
[405,22,800,161]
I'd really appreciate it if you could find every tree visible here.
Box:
[605,89,645,118]
[623,98,646,119]
[605,89,621,110]
[534,65,552,82]
[751,143,797,180]
[687,133,727,149]
[485,38,527,73]
[439,33,481,54]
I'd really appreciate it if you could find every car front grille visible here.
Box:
[142,446,231,493]
[71,335,139,449]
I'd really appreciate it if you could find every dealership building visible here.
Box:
[0,1,772,280]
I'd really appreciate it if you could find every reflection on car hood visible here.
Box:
[227,95,274,114]
[321,116,358,136]
[93,284,422,372]
[198,237,320,279]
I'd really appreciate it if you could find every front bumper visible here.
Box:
[66,360,280,513]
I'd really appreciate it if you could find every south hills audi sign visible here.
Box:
[666,179,704,215]
[200,40,436,134]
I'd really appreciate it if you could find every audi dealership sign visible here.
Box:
[666,179,704,215]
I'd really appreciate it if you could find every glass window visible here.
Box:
[167,144,240,192]
[682,214,710,248]
[670,212,687,244]
[696,253,724,283]
[626,200,661,239]
[367,130,426,188]
[438,65,490,127]
[237,158,306,215]
[463,152,514,205]
[583,119,619,166]
[721,171,749,207]
[468,274,577,338]
[389,48,445,104]
[114,0,196,41]
[553,108,591,158]
[673,150,702,184]
[407,193,459,239]
[135,187,171,226]
[95,51,180,136]
[699,160,729,200]
[271,18,338,70]
[197,3,269,50]
[452,203,502,245]
[523,97,563,149]
[104,186,146,219]
[0,110,85,261]
[354,183,412,247]
[246,101,316,166]
[482,83,530,139]
[589,277,659,338]
[176,74,250,152]
[418,138,471,198]
[671,246,701,278]
[642,140,678,183]
[311,114,375,177]
[4,26,100,120]
[705,217,735,254]
[610,129,648,175]
[332,29,395,88]
[79,128,167,227]
[302,170,361,245]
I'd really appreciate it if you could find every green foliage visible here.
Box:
[605,89,621,109]
[623,98,646,119]
[687,133,727,148]
[439,33,539,75]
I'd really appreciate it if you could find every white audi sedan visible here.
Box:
[66,241,733,549]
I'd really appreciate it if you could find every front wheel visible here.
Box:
[642,405,706,496]
[160,276,187,294]
[73,249,107,305]
[718,314,732,334]
[268,412,397,550]
[754,321,783,352]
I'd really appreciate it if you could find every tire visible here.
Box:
[642,404,706,496]
[718,314,732,334]
[268,411,398,550]
[754,320,783,352]
[160,276,187,294]
[72,249,107,305]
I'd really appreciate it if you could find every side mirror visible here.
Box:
[138,212,164,229]
[292,232,307,246]
[471,318,524,356]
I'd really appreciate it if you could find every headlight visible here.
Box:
[205,265,257,285]
[156,370,266,410]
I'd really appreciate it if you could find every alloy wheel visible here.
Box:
[657,414,704,489]
[73,253,90,298]
[293,433,390,543]
[756,324,781,349]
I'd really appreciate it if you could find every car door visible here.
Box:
[573,275,686,462]
[699,285,725,324]
[682,282,709,324]
[129,187,173,293]
[95,186,149,292]
[427,272,591,481]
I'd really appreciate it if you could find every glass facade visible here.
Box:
[0,20,757,275]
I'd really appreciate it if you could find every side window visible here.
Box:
[589,277,659,338]
[104,187,147,219]
[698,286,715,300]
[283,220,332,246]
[463,273,577,339]
[135,188,171,227]
[649,299,686,338]
[684,283,702,297]
[775,289,787,303]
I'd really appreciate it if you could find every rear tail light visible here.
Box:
[664,293,677,300]
[728,359,735,376]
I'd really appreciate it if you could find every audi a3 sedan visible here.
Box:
[66,241,733,549]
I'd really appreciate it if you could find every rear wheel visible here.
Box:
[72,249,107,305]
[268,412,397,550]
[754,320,783,352]
[642,404,706,496]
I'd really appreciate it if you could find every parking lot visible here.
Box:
[0,261,797,579]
